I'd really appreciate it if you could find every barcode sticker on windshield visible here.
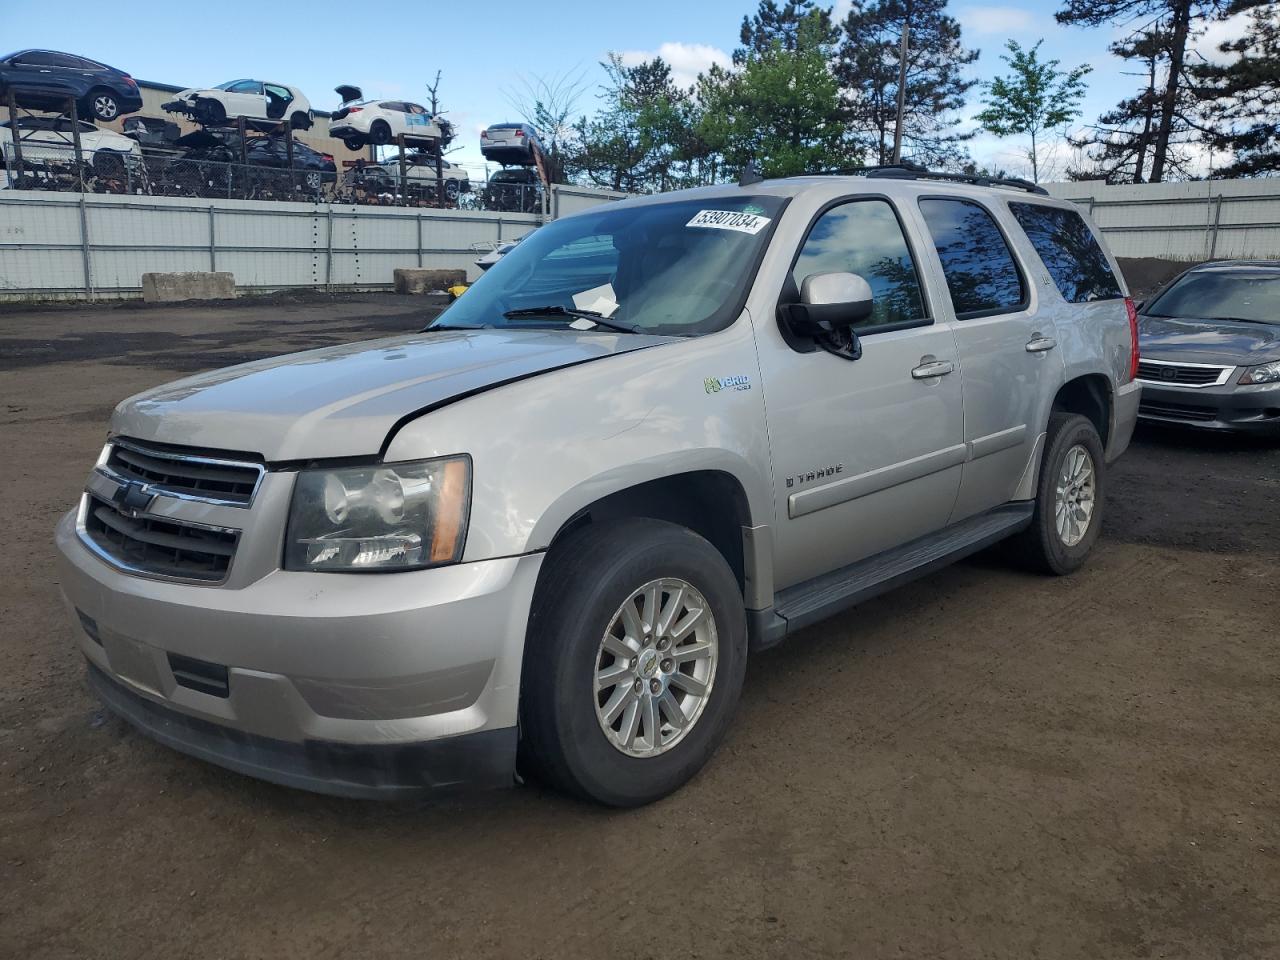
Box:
[687,210,772,235]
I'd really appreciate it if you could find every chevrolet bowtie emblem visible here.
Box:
[111,479,156,514]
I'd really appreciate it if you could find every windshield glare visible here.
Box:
[432,195,787,336]
[1146,272,1280,325]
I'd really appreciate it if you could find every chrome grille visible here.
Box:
[80,493,239,583]
[105,439,263,507]
[1136,359,1232,388]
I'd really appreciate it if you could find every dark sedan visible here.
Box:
[1136,260,1280,434]
[173,131,336,195]
[0,49,142,122]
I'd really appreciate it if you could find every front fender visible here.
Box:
[382,318,774,564]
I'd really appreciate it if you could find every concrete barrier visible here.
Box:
[141,271,236,303]
[394,268,466,295]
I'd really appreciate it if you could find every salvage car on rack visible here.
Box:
[163,80,313,130]
[329,85,452,150]
[0,49,142,122]
[359,154,470,202]
[159,130,334,197]
[1,115,143,185]
[480,122,541,165]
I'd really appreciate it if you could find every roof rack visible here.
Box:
[813,161,1049,196]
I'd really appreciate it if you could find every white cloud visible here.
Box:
[1190,9,1253,65]
[617,42,731,90]
[956,5,1038,36]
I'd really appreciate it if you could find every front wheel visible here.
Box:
[520,519,747,806]
[1011,412,1106,575]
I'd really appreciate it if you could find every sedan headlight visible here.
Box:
[1239,360,1280,385]
[285,456,470,572]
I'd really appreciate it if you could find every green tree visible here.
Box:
[1055,0,1232,183]
[699,13,859,178]
[565,55,703,192]
[975,39,1091,183]
[1193,0,1280,177]
[835,0,980,167]
[736,0,837,61]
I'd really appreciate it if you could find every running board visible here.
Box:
[757,502,1034,647]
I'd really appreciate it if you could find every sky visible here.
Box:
[0,0,1252,180]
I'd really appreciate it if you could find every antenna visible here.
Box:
[739,162,763,187]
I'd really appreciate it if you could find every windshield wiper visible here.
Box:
[502,305,640,334]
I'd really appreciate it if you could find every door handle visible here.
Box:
[1026,335,1057,353]
[911,359,954,380]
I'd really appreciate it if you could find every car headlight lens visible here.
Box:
[285,456,470,572]
[1240,360,1280,385]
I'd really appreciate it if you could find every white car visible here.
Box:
[0,115,142,184]
[357,155,471,201]
[162,80,313,130]
[329,85,448,149]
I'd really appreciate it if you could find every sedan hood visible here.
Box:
[1138,314,1280,366]
[112,328,676,461]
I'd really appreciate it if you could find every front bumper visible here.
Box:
[1137,379,1280,434]
[55,510,543,796]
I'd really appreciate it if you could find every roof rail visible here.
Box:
[812,161,1050,196]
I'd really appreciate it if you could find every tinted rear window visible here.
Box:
[919,198,1025,317]
[1009,202,1122,303]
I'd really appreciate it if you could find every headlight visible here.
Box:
[285,456,470,572]
[1239,360,1280,385]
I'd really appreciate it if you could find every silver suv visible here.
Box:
[54,169,1141,807]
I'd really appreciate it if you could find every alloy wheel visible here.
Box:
[1055,443,1096,547]
[594,578,718,758]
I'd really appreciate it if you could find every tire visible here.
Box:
[304,170,322,191]
[343,136,365,151]
[520,518,748,807]
[1010,412,1106,575]
[290,111,311,130]
[87,90,120,122]
[444,178,460,201]
[370,120,392,145]
[92,151,125,180]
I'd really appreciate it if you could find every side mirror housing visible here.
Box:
[781,272,874,336]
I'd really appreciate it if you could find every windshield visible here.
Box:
[1146,272,1280,325]
[430,195,787,336]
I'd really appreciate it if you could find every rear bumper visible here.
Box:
[1108,379,1142,461]
[1137,379,1280,434]
[88,662,516,798]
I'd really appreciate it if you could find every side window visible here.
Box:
[51,54,96,69]
[264,84,292,102]
[1009,202,1123,303]
[14,52,58,67]
[791,198,928,330]
[228,80,263,95]
[919,198,1026,318]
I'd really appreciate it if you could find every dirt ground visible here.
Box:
[2,292,1278,960]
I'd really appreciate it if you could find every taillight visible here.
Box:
[1124,297,1140,382]
[348,106,362,114]
[123,75,137,89]
[514,129,524,137]
[321,154,334,163]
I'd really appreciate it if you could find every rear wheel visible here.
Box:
[343,136,365,151]
[1010,412,1106,575]
[290,111,311,130]
[87,90,120,122]
[520,519,747,807]
[444,178,461,201]
[370,120,392,145]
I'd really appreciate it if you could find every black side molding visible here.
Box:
[750,502,1034,650]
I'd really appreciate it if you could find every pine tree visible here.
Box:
[1055,0,1232,182]
[736,0,838,62]
[835,0,980,167]
[1193,0,1280,177]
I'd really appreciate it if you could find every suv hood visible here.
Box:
[1138,314,1280,366]
[112,328,676,462]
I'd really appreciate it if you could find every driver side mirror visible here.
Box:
[781,272,874,337]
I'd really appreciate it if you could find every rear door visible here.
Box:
[915,195,1062,521]
[9,51,72,97]
[758,195,966,588]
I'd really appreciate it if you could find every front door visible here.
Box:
[913,196,1063,522]
[757,196,966,589]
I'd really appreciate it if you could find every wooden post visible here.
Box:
[68,96,86,191]
[284,120,296,195]
[397,134,408,205]
[5,89,25,184]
